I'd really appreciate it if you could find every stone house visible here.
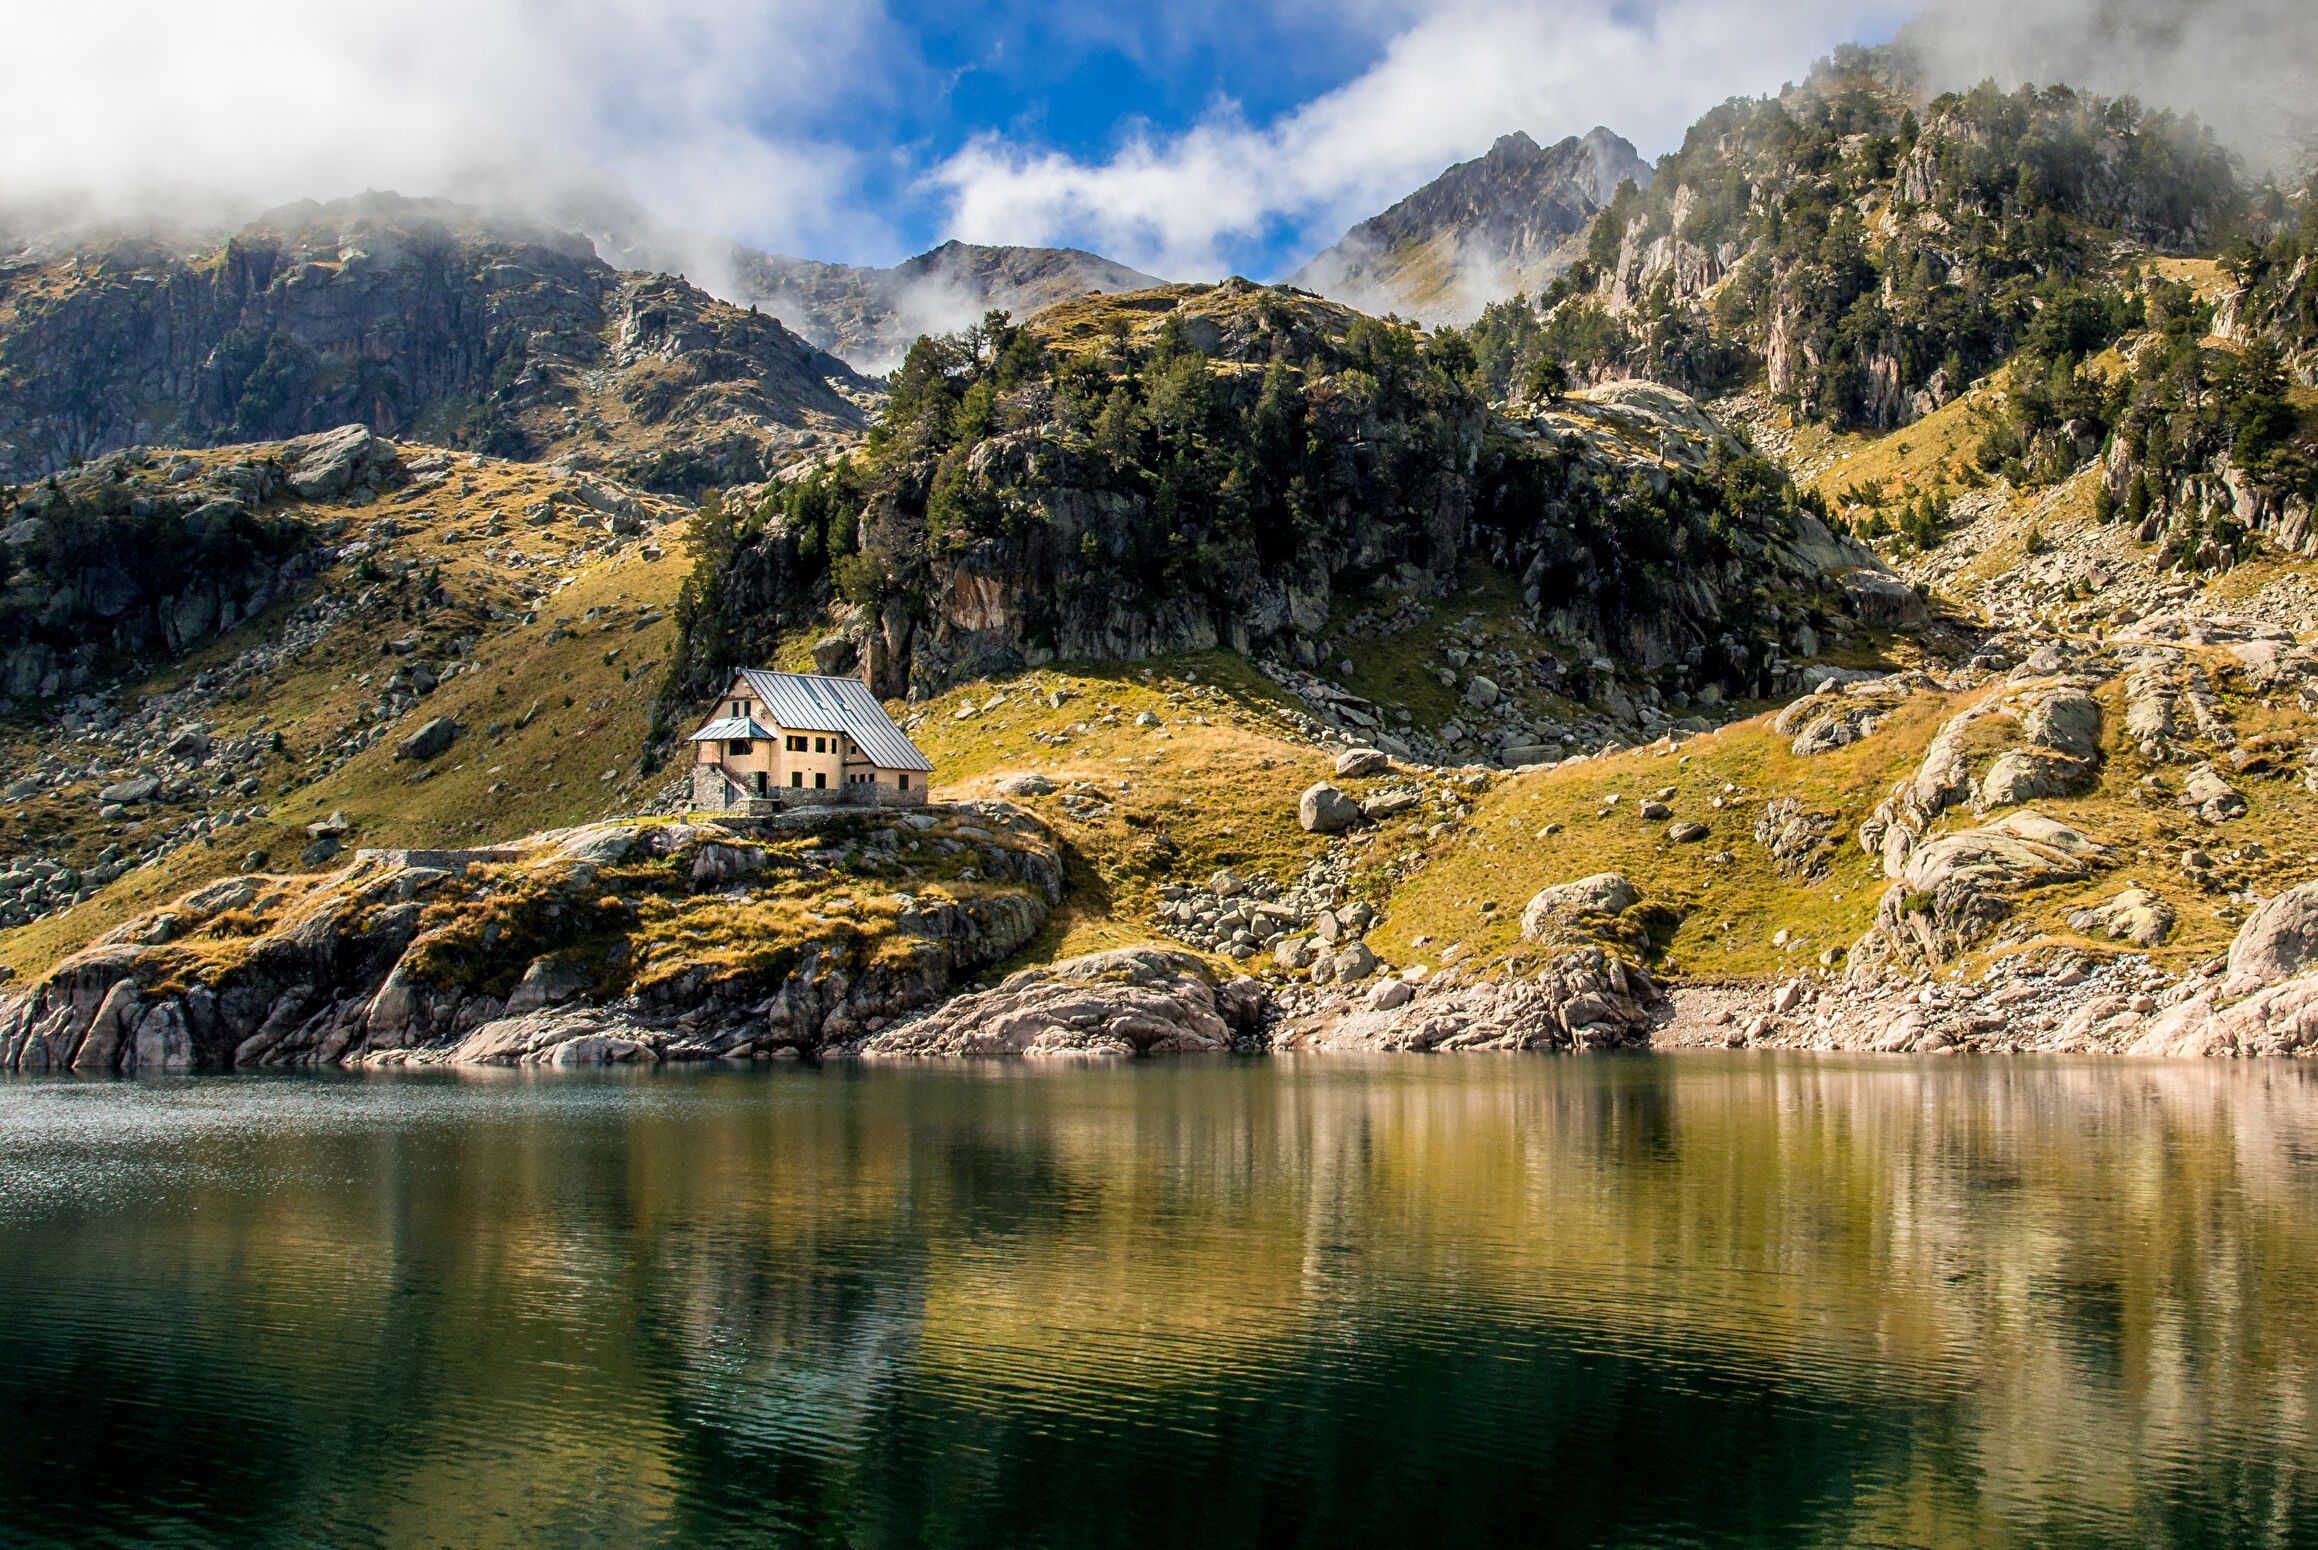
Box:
[687,669,932,812]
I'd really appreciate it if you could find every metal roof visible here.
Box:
[733,669,933,772]
[687,714,777,743]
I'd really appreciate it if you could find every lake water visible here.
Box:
[3,1055,2318,1548]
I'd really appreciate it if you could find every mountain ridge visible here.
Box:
[0,192,877,493]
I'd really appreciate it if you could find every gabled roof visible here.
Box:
[688,714,777,743]
[730,669,933,772]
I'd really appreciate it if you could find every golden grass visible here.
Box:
[1374,655,2318,983]
[0,456,692,980]
[909,652,1342,963]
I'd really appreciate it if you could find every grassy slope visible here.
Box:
[1371,670,2318,982]
[0,453,690,980]
[903,653,1344,964]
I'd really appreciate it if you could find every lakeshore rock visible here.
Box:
[1855,811,2111,968]
[2221,880,2318,997]
[854,947,1258,1057]
[0,804,1064,1073]
[1275,948,1665,1051]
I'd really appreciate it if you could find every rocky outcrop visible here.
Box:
[1773,673,1918,756]
[1753,798,1839,881]
[1859,670,2108,875]
[2065,888,2176,948]
[1273,948,1666,1051]
[1853,811,2113,971]
[2219,880,2318,998]
[0,441,349,699]
[2119,881,2318,1057]
[676,284,1899,716]
[852,947,1264,1057]
[0,805,1063,1073]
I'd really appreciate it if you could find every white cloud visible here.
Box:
[1902,0,2318,176]
[0,0,892,257]
[931,0,1918,279]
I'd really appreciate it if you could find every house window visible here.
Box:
[785,734,806,752]
[754,771,767,796]
[814,736,827,753]
[897,773,908,791]
[790,771,803,788]
[815,772,827,789]
[727,739,749,756]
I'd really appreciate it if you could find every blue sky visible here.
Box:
[4,0,1979,279]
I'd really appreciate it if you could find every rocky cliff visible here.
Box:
[1288,128,1650,324]
[0,193,876,492]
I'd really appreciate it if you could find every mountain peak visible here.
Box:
[1285,127,1650,323]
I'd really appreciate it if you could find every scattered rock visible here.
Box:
[1298,782,1360,834]
[2066,888,2177,948]
[1520,873,1639,940]
[97,773,159,805]
[1335,747,1389,778]
[1333,942,1379,982]
[2180,763,2247,823]
[1367,979,1414,1011]
[395,716,459,762]
[1360,787,1419,819]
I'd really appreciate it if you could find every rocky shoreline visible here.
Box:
[7,789,2318,1074]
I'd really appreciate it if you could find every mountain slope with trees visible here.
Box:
[1459,50,2244,430]
[653,281,1895,758]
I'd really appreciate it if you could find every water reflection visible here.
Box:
[1,1056,2316,1548]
